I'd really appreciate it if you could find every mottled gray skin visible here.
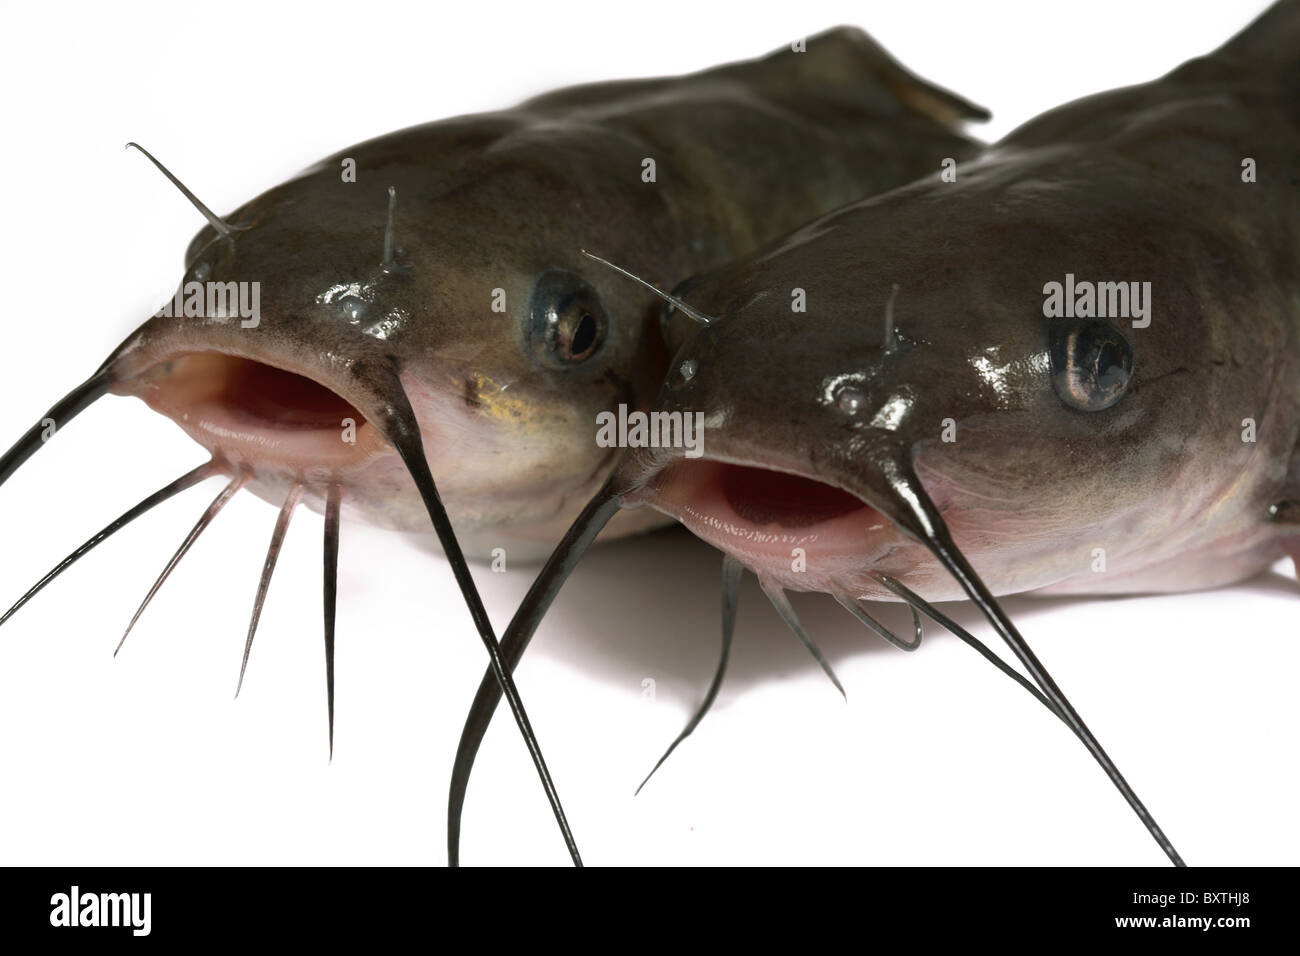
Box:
[621,3,1300,603]
[98,27,986,560]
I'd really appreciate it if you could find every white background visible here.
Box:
[0,0,1292,866]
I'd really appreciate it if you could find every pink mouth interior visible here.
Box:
[720,464,869,528]
[652,460,893,580]
[204,356,362,430]
[133,352,379,471]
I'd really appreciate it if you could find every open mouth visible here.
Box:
[126,352,386,474]
[648,459,900,582]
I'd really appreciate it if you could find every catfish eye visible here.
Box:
[529,269,607,367]
[1049,319,1133,411]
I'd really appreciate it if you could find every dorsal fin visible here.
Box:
[723,26,990,128]
[523,27,989,129]
[1210,0,1300,86]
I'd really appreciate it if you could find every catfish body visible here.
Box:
[0,25,993,867]
[631,5,1300,603]
[450,1,1300,864]
[100,28,987,561]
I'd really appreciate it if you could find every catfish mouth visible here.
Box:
[125,352,389,474]
[648,459,907,586]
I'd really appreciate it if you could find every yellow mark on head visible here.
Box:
[462,372,531,424]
